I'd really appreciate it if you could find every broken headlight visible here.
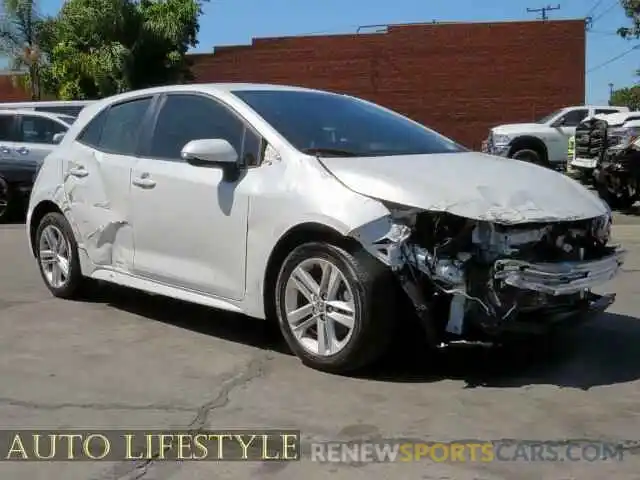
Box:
[608,126,640,149]
[592,210,612,245]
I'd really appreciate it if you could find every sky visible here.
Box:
[37,0,639,105]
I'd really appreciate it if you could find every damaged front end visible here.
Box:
[355,208,625,347]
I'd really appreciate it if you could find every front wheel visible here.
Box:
[274,242,396,374]
[35,212,86,299]
[511,148,544,166]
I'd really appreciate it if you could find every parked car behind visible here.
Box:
[27,84,625,373]
[0,100,93,118]
[0,110,72,222]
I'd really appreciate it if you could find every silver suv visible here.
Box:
[0,109,72,221]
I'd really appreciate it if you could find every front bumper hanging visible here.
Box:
[493,247,625,296]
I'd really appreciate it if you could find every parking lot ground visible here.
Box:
[1,214,640,479]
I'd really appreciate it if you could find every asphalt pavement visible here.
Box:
[0,213,639,479]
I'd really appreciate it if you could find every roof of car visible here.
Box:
[88,83,331,107]
[73,83,340,127]
[0,108,73,122]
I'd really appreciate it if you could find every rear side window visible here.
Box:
[81,97,152,155]
[77,109,107,147]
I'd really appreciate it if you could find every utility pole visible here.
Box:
[526,4,561,21]
[609,83,615,102]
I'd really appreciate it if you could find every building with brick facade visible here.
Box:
[0,19,585,148]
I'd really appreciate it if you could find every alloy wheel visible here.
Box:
[38,225,71,289]
[283,257,356,356]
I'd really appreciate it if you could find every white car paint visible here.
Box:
[319,152,607,224]
[26,83,617,324]
[488,105,629,164]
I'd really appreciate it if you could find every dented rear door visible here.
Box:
[62,96,154,271]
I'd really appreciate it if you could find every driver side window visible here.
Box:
[556,109,588,127]
[148,94,263,164]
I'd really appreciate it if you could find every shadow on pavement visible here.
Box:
[85,284,640,390]
[83,283,290,355]
[373,312,640,390]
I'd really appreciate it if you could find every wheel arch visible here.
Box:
[508,135,549,162]
[29,200,64,257]
[262,222,360,322]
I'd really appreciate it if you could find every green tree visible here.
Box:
[610,85,640,110]
[0,0,44,99]
[39,0,204,99]
[618,0,640,38]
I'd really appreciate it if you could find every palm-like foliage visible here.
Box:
[39,0,204,99]
[0,0,43,99]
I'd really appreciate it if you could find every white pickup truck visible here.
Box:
[482,105,629,167]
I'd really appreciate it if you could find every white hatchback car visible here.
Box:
[27,83,624,373]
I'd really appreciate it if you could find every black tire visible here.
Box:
[35,212,86,299]
[274,242,396,374]
[0,176,13,223]
[596,184,635,210]
[511,148,544,166]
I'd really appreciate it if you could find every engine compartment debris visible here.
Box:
[359,208,625,345]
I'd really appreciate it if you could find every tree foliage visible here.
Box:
[0,0,44,99]
[39,0,204,99]
[618,0,640,38]
[609,85,640,110]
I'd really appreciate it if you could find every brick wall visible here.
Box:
[190,20,585,149]
[0,75,30,102]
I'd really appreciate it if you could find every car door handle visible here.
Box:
[0,146,10,154]
[132,176,156,188]
[68,166,88,178]
[16,147,29,155]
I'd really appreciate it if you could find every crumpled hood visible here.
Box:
[318,152,608,224]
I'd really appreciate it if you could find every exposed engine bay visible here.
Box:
[364,208,625,346]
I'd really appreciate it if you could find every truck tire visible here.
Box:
[511,148,543,166]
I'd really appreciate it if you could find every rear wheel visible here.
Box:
[35,212,86,299]
[274,242,396,374]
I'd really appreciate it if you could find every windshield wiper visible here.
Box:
[301,147,361,157]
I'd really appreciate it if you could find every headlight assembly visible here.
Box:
[492,134,511,146]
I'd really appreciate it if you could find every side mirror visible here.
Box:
[181,139,241,181]
[52,133,65,144]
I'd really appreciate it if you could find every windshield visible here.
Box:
[232,90,466,157]
[537,109,564,124]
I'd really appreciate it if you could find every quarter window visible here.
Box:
[98,97,152,155]
[19,116,66,144]
[148,94,246,161]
